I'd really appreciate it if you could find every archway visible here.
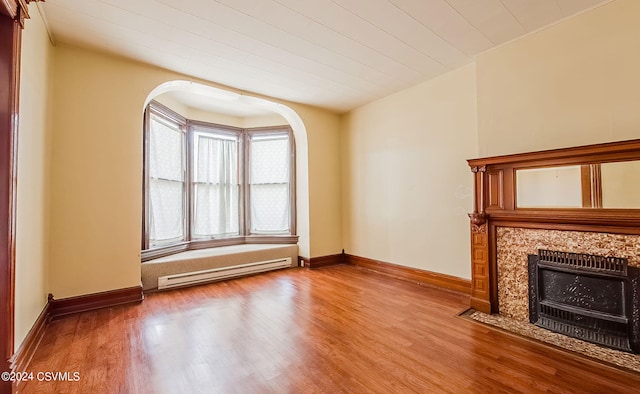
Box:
[143,81,310,258]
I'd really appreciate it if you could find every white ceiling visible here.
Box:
[40,0,611,113]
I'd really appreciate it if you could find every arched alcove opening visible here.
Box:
[143,81,310,259]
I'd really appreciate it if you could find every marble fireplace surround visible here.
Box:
[469,226,640,372]
[496,227,640,322]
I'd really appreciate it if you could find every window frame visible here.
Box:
[142,100,297,262]
[245,126,297,236]
[189,120,244,240]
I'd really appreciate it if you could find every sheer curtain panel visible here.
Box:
[193,133,240,238]
[249,134,290,234]
[148,114,185,246]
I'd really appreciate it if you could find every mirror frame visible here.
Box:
[468,138,640,225]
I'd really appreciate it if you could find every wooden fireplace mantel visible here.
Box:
[467,139,640,314]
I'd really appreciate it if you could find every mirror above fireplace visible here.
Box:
[516,165,583,208]
[515,160,640,209]
[601,161,640,208]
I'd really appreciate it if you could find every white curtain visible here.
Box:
[249,135,290,233]
[193,135,239,237]
[149,115,185,245]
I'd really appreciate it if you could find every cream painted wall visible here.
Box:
[15,6,53,348]
[341,64,478,279]
[240,114,288,129]
[186,107,244,127]
[49,45,341,298]
[477,0,640,157]
[185,108,287,129]
[297,105,343,257]
[50,46,148,298]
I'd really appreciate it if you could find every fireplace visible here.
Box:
[528,249,640,353]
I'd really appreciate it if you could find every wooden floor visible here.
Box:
[20,265,640,393]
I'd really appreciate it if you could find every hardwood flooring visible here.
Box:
[19,265,640,393]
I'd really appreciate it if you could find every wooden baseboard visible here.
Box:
[310,254,345,269]
[8,285,144,381]
[10,302,50,374]
[345,254,471,294]
[299,254,345,269]
[49,286,144,319]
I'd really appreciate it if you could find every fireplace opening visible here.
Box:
[528,249,640,353]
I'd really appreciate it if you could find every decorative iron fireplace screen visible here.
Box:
[528,249,640,353]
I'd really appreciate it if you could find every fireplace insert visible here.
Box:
[528,249,640,353]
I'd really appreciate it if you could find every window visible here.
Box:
[248,131,292,234]
[142,101,296,260]
[147,109,186,247]
[191,125,241,239]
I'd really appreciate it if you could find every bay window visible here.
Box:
[142,101,296,261]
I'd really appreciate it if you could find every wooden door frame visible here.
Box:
[1,1,31,392]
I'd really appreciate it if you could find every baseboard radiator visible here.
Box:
[157,257,292,290]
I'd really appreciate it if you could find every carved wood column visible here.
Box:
[468,166,491,313]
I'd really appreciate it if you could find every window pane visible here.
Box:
[250,183,289,233]
[194,184,240,237]
[249,134,290,234]
[193,134,240,238]
[149,115,183,181]
[149,179,184,245]
[148,114,185,246]
[250,136,289,184]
